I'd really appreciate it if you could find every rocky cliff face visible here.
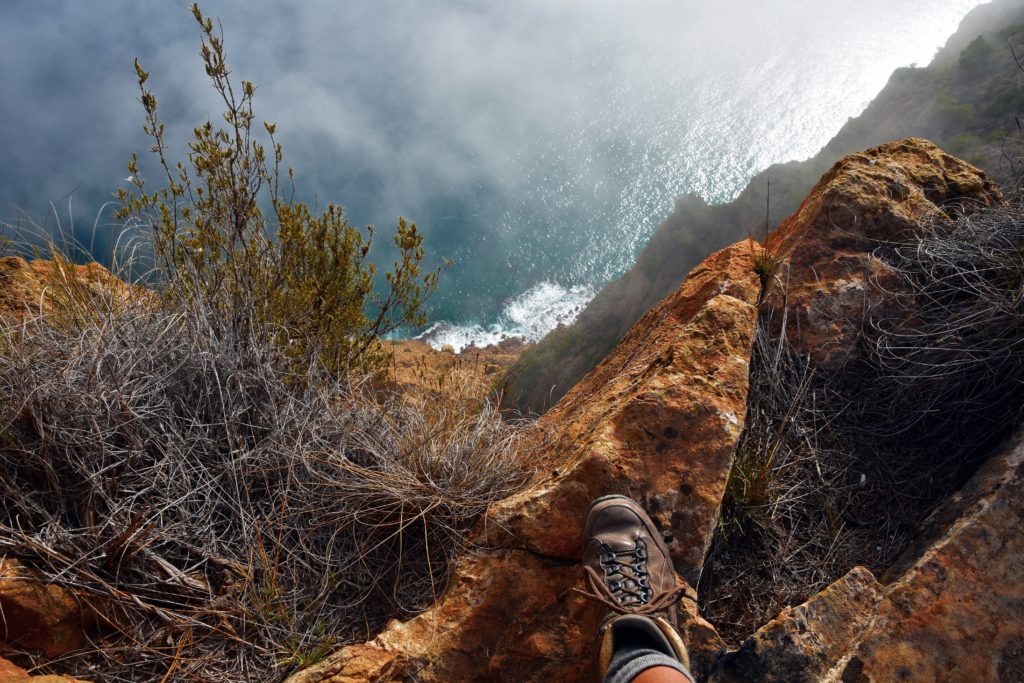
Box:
[760,137,1000,369]
[289,236,761,683]
[501,0,1024,416]
[709,435,1024,683]
[3,139,1018,683]
[288,138,1019,682]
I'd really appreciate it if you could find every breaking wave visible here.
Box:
[416,281,594,352]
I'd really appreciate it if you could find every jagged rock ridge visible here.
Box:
[501,0,1024,416]
[290,139,1020,682]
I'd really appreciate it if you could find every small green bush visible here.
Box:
[934,91,977,129]
[116,3,441,378]
[0,6,526,681]
[989,84,1024,114]
[946,132,982,158]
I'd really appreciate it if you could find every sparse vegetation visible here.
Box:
[0,5,526,681]
[934,91,977,129]
[702,197,1024,643]
[0,257,527,680]
[115,4,442,378]
[958,35,998,78]
[749,243,782,294]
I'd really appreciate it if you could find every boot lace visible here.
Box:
[574,539,693,617]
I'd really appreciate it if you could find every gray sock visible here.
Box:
[603,642,694,683]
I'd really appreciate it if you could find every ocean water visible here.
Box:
[0,1,987,351]
[397,0,987,351]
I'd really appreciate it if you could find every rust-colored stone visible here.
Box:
[481,240,761,582]
[288,239,760,682]
[0,655,90,683]
[288,552,597,683]
[710,567,882,683]
[0,256,139,323]
[762,138,1001,370]
[0,656,90,682]
[841,439,1024,682]
[0,560,101,659]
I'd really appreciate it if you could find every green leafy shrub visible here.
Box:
[116,4,441,378]
[959,35,998,78]
[0,6,526,681]
[985,84,1024,120]
[945,132,983,160]
[934,91,977,129]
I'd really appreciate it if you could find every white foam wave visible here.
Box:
[417,281,594,353]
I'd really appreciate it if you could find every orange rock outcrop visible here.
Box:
[0,256,136,321]
[762,138,1001,369]
[289,239,761,682]
[0,655,88,682]
[289,137,1018,683]
[0,560,92,658]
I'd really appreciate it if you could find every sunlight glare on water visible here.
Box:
[419,0,985,350]
[0,1,989,351]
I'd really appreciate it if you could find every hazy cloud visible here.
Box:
[0,0,984,320]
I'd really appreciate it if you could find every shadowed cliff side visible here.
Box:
[501,0,1024,416]
[700,136,1006,647]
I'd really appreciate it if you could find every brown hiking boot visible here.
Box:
[579,495,693,677]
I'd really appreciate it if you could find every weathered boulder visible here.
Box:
[710,567,882,683]
[838,437,1024,682]
[0,560,102,658]
[288,239,761,682]
[761,137,1001,370]
[0,656,90,682]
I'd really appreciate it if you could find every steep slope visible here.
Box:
[501,0,1024,415]
[289,139,1011,682]
[289,230,763,683]
[699,137,1005,645]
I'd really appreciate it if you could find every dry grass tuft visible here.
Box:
[0,240,528,682]
[702,197,1024,644]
